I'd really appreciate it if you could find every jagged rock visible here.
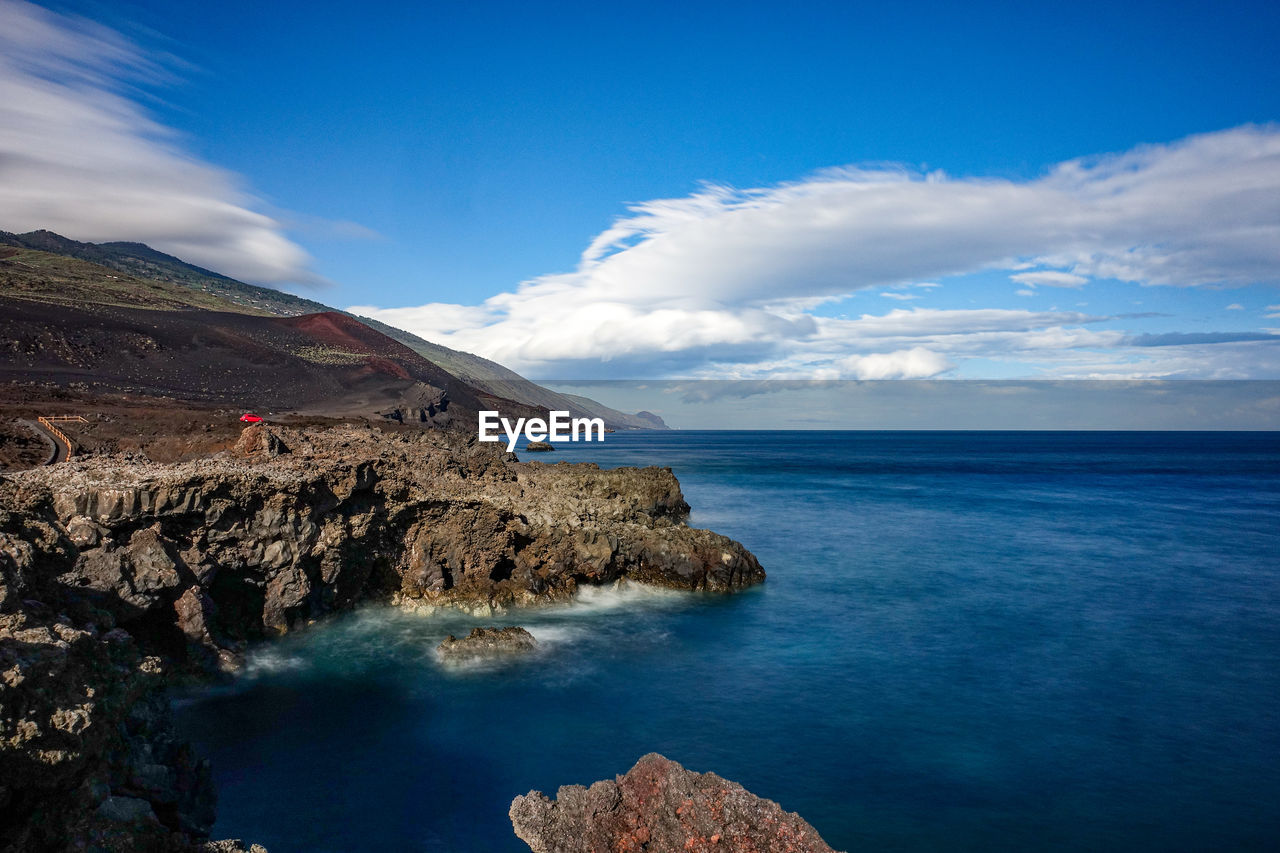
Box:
[174,587,214,644]
[438,626,536,659]
[510,753,840,853]
[524,441,555,452]
[125,527,181,597]
[0,600,216,851]
[96,795,158,824]
[200,841,269,853]
[65,515,104,548]
[232,423,288,460]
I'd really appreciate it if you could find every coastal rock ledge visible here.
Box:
[510,753,841,853]
[0,425,762,851]
[10,424,763,650]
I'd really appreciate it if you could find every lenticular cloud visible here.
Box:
[355,124,1280,377]
[0,0,313,285]
[570,124,1280,303]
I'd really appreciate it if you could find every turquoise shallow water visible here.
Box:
[173,431,1280,851]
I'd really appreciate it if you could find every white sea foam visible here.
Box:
[554,579,687,615]
[242,647,310,677]
[423,583,693,678]
[523,624,583,645]
[217,580,696,685]
[433,653,502,673]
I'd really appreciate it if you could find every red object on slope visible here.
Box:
[239,414,263,423]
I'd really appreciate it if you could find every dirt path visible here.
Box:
[21,418,68,464]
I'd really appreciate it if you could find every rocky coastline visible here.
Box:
[0,424,764,851]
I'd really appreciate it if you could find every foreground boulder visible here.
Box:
[510,753,840,853]
[230,423,288,460]
[438,626,537,659]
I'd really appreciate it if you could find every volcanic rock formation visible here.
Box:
[438,626,538,659]
[510,753,840,853]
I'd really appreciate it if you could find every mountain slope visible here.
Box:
[0,248,530,425]
[0,229,329,316]
[0,230,667,429]
[0,245,270,313]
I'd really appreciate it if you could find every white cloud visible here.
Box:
[1227,303,1244,310]
[835,347,953,379]
[880,291,919,301]
[1016,289,1036,297]
[0,0,315,284]
[571,124,1280,304]
[357,124,1280,378]
[810,308,1105,340]
[1010,270,1089,288]
[1034,339,1280,379]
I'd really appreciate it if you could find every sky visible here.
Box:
[3,0,1280,381]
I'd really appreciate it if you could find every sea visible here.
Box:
[172,431,1280,851]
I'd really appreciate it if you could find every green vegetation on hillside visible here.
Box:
[0,230,329,316]
[0,247,270,313]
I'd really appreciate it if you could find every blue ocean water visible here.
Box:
[173,431,1280,851]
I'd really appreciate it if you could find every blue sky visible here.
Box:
[3,0,1280,380]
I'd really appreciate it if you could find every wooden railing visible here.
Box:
[37,415,88,460]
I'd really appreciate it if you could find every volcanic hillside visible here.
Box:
[0,231,666,430]
[0,246,526,424]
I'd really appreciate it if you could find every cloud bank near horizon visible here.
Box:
[356,125,1280,379]
[0,0,315,284]
[538,379,1280,430]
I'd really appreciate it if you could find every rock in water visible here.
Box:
[438,626,536,659]
[523,441,555,452]
[509,753,841,853]
[200,840,269,853]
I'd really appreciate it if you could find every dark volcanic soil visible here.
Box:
[0,420,48,470]
[0,288,556,472]
[0,385,418,471]
[0,296,487,414]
